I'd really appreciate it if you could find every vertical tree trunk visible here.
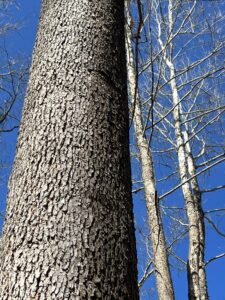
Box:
[155,2,209,298]
[0,1,139,299]
[154,1,209,298]
[125,5,175,300]
[183,131,208,300]
[170,71,208,300]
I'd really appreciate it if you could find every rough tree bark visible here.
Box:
[0,1,139,299]
[125,4,175,300]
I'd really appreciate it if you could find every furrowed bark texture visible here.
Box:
[125,5,174,300]
[0,1,139,299]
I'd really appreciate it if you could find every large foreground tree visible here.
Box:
[0,1,139,299]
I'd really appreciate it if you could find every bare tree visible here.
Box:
[125,2,174,300]
[0,1,28,222]
[0,1,27,135]
[129,0,225,298]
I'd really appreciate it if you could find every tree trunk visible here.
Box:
[170,71,208,300]
[183,132,208,300]
[0,1,139,299]
[125,5,175,300]
[159,2,209,298]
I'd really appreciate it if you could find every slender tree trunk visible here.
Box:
[154,1,208,297]
[125,5,174,300]
[183,131,207,300]
[155,2,209,298]
[0,1,139,299]
[170,70,208,300]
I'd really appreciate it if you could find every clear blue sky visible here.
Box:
[0,2,225,300]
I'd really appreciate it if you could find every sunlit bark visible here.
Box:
[0,1,139,299]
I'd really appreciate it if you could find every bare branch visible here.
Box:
[0,125,19,133]
[205,208,225,214]
[159,156,225,200]
[138,261,154,288]
[181,105,225,125]
[202,185,225,194]
[132,187,144,194]
[196,153,225,169]
[205,216,225,238]
[205,253,225,266]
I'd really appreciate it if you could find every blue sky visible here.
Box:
[0,0,41,227]
[0,2,225,300]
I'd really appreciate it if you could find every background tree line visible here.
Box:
[128,0,225,298]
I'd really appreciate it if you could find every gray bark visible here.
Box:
[184,134,208,300]
[160,3,209,298]
[171,82,208,300]
[125,5,175,300]
[0,1,139,299]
